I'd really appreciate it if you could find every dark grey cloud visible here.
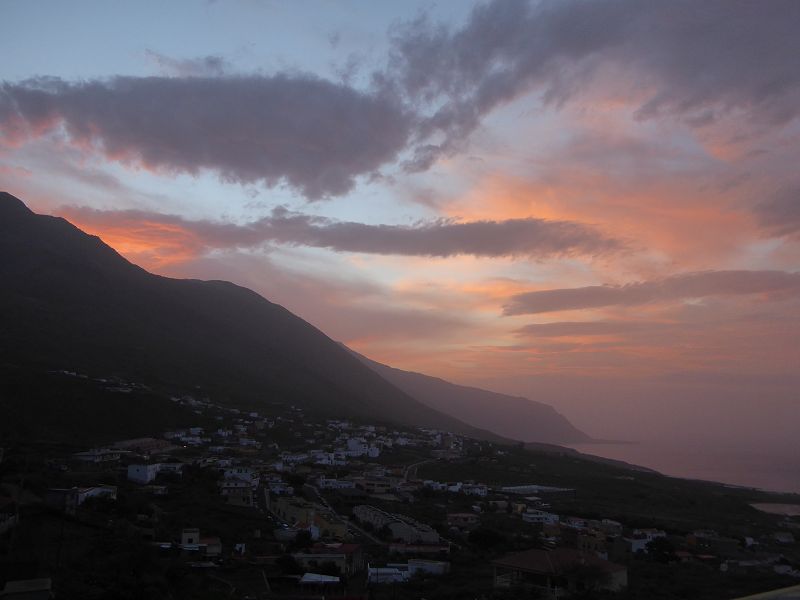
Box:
[387,0,800,166]
[4,1,799,197]
[504,270,800,315]
[0,75,412,199]
[61,205,619,258]
[755,188,800,238]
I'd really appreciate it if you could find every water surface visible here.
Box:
[566,441,800,494]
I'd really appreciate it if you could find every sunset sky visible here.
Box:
[2,0,799,449]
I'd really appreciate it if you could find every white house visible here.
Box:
[224,466,260,487]
[128,464,161,484]
[367,560,449,584]
[179,435,203,446]
[345,438,380,458]
[72,448,121,464]
[633,528,667,543]
[158,462,184,476]
[181,527,201,546]
[625,529,667,553]
[353,506,440,544]
[626,536,649,554]
[367,565,406,584]
[267,481,295,496]
[78,485,118,504]
[346,438,369,457]
[317,477,356,490]
[219,479,255,506]
[422,480,447,492]
[462,483,488,496]
[313,452,348,466]
[282,452,310,464]
[562,516,588,529]
[521,509,559,525]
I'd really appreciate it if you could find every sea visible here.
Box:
[565,441,800,495]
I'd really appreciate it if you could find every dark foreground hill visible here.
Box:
[353,351,590,444]
[0,192,510,440]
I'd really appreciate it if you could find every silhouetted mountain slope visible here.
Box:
[0,364,215,445]
[352,351,590,443]
[0,192,507,441]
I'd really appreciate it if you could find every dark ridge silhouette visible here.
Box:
[351,349,590,444]
[0,192,585,443]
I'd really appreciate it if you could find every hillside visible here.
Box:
[0,192,507,441]
[353,351,590,444]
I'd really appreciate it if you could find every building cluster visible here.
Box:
[21,397,471,587]
[3,388,797,600]
[353,505,440,544]
[366,558,450,584]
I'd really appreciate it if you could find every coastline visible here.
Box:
[565,440,800,495]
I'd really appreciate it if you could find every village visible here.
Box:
[1,386,799,599]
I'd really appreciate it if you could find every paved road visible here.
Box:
[304,483,383,545]
[345,517,384,545]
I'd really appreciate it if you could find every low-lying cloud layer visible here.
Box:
[63,206,619,259]
[504,270,800,315]
[515,320,666,338]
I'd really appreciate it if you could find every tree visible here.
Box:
[377,525,393,541]
[276,554,303,575]
[290,530,313,551]
[564,563,613,597]
[646,537,677,563]
[318,561,341,576]
[286,473,307,488]
[468,528,506,551]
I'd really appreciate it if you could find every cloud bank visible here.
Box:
[62,206,619,259]
[515,320,666,337]
[504,270,800,315]
[387,0,800,166]
[4,1,800,197]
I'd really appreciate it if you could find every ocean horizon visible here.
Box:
[567,441,800,495]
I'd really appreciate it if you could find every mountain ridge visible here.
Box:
[351,349,590,444]
[0,192,506,441]
[0,191,585,444]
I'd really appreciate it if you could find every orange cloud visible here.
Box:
[62,212,204,270]
[441,167,756,274]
